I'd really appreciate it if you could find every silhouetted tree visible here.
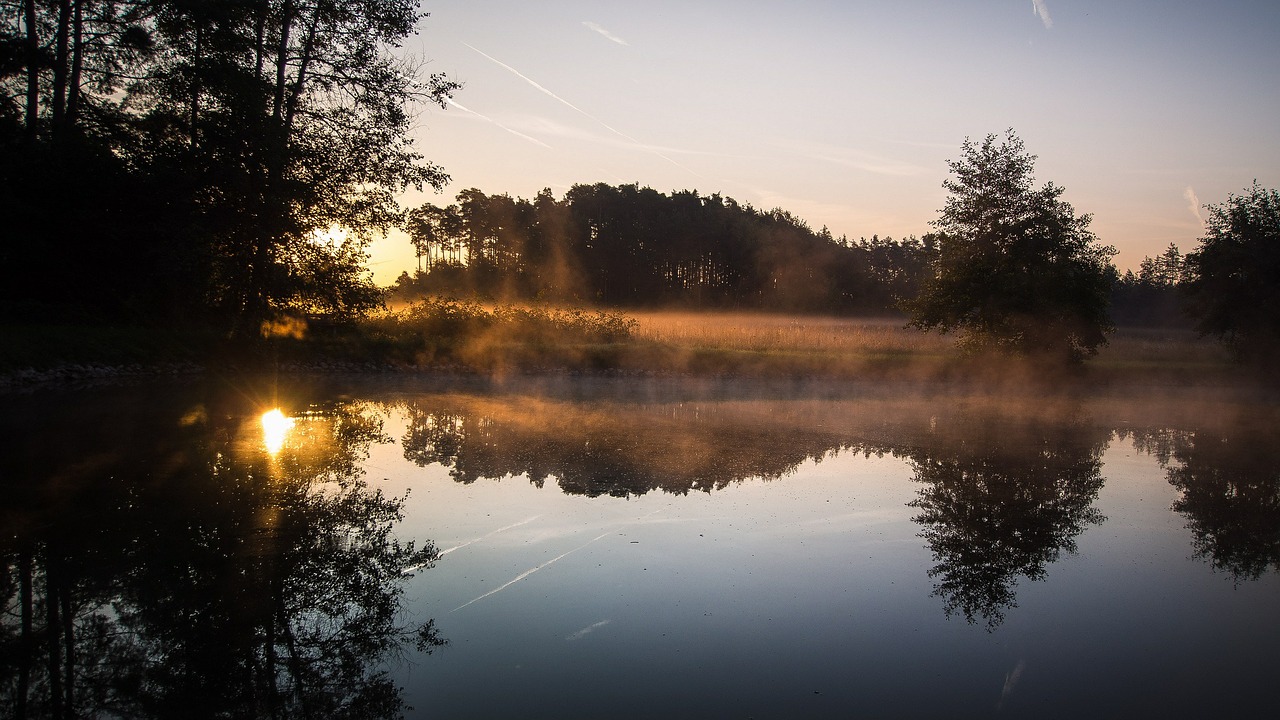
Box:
[1111,244,1191,328]
[1183,182,1280,365]
[0,1,457,331]
[904,130,1117,362]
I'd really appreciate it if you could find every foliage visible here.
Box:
[904,130,1117,362]
[1183,182,1280,362]
[367,298,638,369]
[1111,244,1191,328]
[396,185,935,315]
[0,0,457,332]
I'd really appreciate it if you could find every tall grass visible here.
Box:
[364,298,637,370]
[629,311,951,357]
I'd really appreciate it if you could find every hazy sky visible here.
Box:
[368,0,1280,282]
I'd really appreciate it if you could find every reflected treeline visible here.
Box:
[394,391,1116,628]
[0,386,442,719]
[905,414,1110,629]
[398,394,855,497]
[1123,416,1280,581]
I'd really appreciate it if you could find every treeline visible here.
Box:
[392,184,1204,326]
[392,184,935,314]
[1110,244,1191,328]
[1,0,454,335]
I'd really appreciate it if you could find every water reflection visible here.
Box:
[398,394,849,497]
[392,389,1122,628]
[4,378,1276,717]
[261,408,296,455]
[906,413,1109,628]
[0,387,442,719]
[1126,416,1280,581]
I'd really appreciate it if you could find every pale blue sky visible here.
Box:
[369,0,1280,281]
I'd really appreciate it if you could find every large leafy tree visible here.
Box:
[1,0,458,330]
[905,130,1117,362]
[135,0,459,331]
[1183,182,1280,363]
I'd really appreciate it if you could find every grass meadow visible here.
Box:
[1,299,1242,387]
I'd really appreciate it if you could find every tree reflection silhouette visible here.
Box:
[906,414,1109,629]
[398,395,848,496]
[395,391,1116,629]
[1129,420,1280,581]
[0,390,441,719]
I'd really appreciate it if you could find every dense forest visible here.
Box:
[392,184,934,314]
[391,184,1193,326]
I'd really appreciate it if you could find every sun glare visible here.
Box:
[261,408,295,455]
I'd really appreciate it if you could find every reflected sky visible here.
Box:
[2,377,1277,718]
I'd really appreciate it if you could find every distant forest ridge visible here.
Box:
[397,183,934,314]
[393,183,1187,324]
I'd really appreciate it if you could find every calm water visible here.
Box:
[2,376,1278,719]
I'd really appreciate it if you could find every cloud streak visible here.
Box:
[462,41,707,180]
[1184,186,1203,224]
[445,99,553,149]
[1032,0,1054,29]
[583,21,628,46]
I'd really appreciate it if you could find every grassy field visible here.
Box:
[621,310,1237,384]
[1,301,1244,386]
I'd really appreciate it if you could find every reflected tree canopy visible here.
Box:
[906,413,1109,629]
[393,388,1118,629]
[1128,417,1280,581]
[6,375,1272,713]
[398,394,852,497]
[0,387,442,719]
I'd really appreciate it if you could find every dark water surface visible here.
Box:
[2,376,1278,718]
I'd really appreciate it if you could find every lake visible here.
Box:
[2,375,1277,718]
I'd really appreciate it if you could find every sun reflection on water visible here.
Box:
[261,408,295,455]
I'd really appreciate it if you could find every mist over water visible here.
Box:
[2,376,1277,718]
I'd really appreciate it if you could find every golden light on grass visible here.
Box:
[261,408,296,455]
[628,311,950,356]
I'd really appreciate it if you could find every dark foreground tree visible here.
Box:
[0,0,458,333]
[1183,182,1280,364]
[905,130,1117,362]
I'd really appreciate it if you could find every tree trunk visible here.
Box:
[190,23,202,151]
[52,0,72,133]
[45,558,63,713]
[67,0,84,125]
[16,550,33,719]
[61,579,75,720]
[23,0,38,140]
[272,0,294,127]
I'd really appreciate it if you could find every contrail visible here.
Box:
[567,619,612,641]
[445,98,553,149]
[461,41,707,180]
[440,515,543,556]
[583,21,628,46]
[462,42,612,130]
[452,530,612,612]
